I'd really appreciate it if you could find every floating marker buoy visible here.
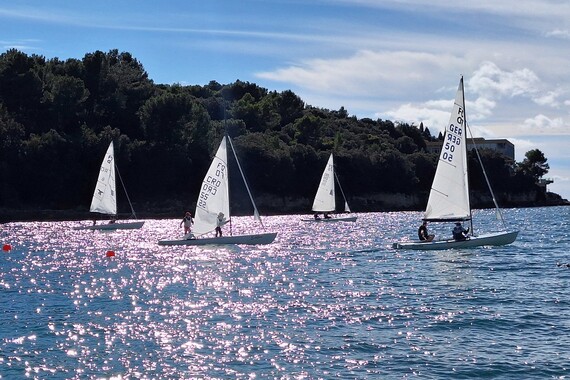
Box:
[2,244,11,252]
[105,250,115,257]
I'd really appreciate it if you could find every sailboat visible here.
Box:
[75,141,144,230]
[301,153,357,223]
[158,136,277,246]
[393,77,518,250]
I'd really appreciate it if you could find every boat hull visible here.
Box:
[74,221,145,230]
[158,232,277,246]
[301,216,357,223]
[392,230,519,250]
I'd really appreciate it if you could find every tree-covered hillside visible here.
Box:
[0,49,561,220]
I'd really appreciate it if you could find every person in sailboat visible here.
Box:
[180,211,194,235]
[324,213,331,219]
[418,221,434,242]
[215,212,225,237]
[314,213,321,220]
[452,222,469,241]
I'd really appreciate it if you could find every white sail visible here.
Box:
[312,153,336,212]
[394,76,518,249]
[159,135,276,245]
[193,136,231,236]
[89,142,117,216]
[424,78,471,221]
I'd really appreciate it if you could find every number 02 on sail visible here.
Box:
[393,77,518,250]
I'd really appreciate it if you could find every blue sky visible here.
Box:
[2,0,569,200]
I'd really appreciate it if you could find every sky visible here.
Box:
[1,0,569,200]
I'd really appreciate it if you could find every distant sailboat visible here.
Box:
[158,135,277,246]
[75,141,144,230]
[393,76,518,250]
[301,153,357,223]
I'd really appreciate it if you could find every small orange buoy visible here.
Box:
[2,244,12,252]
[105,250,115,257]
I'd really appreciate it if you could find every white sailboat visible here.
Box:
[301,153,357,223]
[75,141,144,230]
[393,77,518,250]
[158,136,277,246]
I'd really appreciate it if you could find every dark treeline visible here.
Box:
[0,49,561,220]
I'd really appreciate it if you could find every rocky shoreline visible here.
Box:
[1,191,567,223]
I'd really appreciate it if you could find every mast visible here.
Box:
[461,76,474,234]
[222,105,233,236]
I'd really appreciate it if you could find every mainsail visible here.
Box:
[312,154,336,213]
[90,142,117,216]
[393,76,518,249]
[424,77,471,222]
[158,134,276,244]
[193,136,231,236]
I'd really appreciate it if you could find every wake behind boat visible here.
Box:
[74,141,144,231]
[393,77,518,250]
[158,136,277,246]
[302,153,357,223]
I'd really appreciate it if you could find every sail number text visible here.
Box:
[442,112,464,162]
[198,162,226,208]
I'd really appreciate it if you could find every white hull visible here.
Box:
[392,230,519,250]
[158,232,277,246]
[301,216,357,223]
[74,221,145,230]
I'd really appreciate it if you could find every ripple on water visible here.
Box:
[1,207,570,378]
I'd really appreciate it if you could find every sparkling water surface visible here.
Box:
[1,206,569,379]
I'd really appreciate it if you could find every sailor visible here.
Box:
[215,212,225,237]
[418,221,434,242]
[180,211,193,235]
[452,222,469,241]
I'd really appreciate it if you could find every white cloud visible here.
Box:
[468,62,540,99]
[467,96,497,121]
[532,90,564,107]
[545,29,570,39]
[256,50,465,99]
[522,114,566,132]
[382,103,450,131]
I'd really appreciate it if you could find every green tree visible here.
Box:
[518,149,549,181]
[231,93,262,131]
[0,49,44,131]
[0,104,25,205]
[293,114,322,146]
[139,91,194,145]
[277,90,304,127]
[43,75,89,133]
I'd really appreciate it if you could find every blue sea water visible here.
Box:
[1,206,569,379]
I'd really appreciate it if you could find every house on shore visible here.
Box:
[425,138,515,160]
[425,138,560,193]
